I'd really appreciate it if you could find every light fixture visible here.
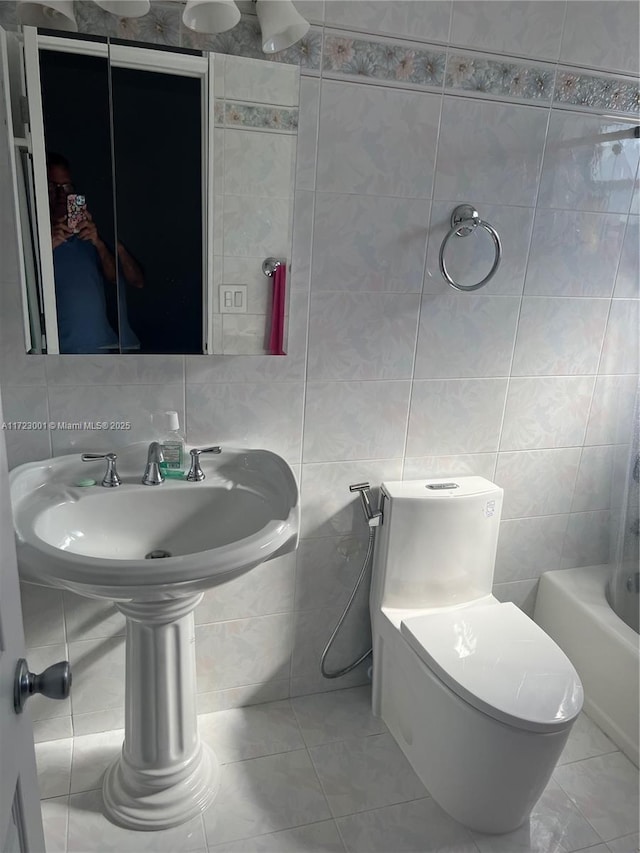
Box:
[255,0,309,53]
[94,1,151,16]
[182,0,241,34]
[16,0,77,31]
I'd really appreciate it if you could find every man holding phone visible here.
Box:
[47,152,143,353]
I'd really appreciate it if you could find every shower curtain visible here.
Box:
[607,381,640,633]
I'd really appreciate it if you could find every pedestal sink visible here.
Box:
[10,445,299,830]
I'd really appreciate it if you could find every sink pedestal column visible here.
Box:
[103,594,219,830]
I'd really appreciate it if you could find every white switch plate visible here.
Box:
[219,285,247,313]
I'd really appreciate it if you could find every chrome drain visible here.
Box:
[145,549,172,559]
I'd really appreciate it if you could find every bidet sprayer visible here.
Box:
[349,482,383,527]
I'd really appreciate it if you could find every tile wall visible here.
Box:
[0,0,638,740]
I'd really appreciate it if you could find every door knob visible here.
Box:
[14,658,72,714]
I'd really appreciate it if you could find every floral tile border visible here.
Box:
[75,0,182,46]
[445,53,555,103]
[7,5,639,117]
[323,34,446,88]
[215,100,298,133]
[554,69,640,115]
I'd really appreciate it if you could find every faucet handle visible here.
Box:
[81,452,121,488]
[186,446,222,482]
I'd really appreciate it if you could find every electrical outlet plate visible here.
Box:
[219,285,247,314]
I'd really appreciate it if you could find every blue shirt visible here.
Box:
[53,237,139,353]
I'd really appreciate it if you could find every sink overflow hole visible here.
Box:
[145,549,172,559]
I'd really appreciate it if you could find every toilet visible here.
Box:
[369,476,583,834]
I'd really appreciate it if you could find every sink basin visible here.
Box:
[10,444,299,831]
[11,445,299,600]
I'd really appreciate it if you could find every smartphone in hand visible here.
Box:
[66,194,87,233]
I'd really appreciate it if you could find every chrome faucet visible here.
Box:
[81,452,121,487]
[142,442,165,486]
[186,446,222,482]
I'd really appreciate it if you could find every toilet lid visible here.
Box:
[400,602,583,733]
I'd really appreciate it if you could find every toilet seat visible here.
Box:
[401,602,583,734]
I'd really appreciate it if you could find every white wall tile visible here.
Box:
[223,195,291,258]
[402,453,497,481]
[586,375,638,446]
[68,636,126,716]
[500,377,595,450]
[571,445,625,513]
[561,509,612,568]
[407,378,508,455]
[221,315,268,356]
[296,77,320,191]
[291,190,314,293]
[599,299,640,375]
[538,112,640,214]
[414,294,520,378]
[196,613,293,692]
[186,382,304,465]
[511,297,610,376]
[525,210,627,297]
[496,515,568,582]
[316,81,440,198]
[20,582,65,648]
[324,1,452,43]
[294,534,370,611]
[560,0,640,74]
[307,292,420,381]
[291,603,370,682]
[224,130,295,199]
[196,553,296,623]
[1,386,51,468]
[495,448,581,518]
[614,216,639,298]
[222,54,299,105]
[311,193,429,292]
[434,98,548,206]
[423,202,534,296]
[62,592,126,642]
[44,355,184,386]
[450,1,566,61]
[302,380,411,462]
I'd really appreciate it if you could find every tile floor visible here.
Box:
[35,686,639,853]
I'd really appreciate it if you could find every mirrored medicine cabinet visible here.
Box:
[1,25,299,356]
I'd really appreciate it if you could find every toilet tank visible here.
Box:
[371,477,503,611]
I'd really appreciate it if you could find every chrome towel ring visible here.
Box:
[438,204,502,292]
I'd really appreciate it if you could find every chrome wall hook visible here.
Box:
[262,257,283,277]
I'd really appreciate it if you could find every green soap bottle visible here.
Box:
[160,410,185,471]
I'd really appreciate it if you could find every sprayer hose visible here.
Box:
[320,526,375,679]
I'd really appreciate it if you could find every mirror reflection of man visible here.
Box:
[47,152,144,353]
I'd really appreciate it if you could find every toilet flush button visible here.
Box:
[426,483,459,490]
